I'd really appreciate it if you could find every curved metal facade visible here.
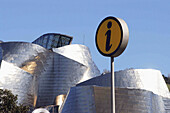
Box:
[0,42,50,107]
[1,36,169,113]
[36,52,87,107]
[0,42,51,74]
[60,86,168,113]
[61,69,170,113]
[52,44,100,83]
[0,42,100,108]
[77,69,170,97]
[0,60,35,107]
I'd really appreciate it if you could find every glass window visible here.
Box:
[32,33,72,49]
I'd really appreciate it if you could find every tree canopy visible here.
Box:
[0,89,29,113]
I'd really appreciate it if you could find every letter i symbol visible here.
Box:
[105,21,112,51]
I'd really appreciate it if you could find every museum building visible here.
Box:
[0,33,170,113]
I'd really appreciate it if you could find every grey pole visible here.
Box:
[111,57,115,113]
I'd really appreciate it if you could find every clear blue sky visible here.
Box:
[0,0,170,76]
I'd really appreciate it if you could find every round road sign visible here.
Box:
[95,16,129,57]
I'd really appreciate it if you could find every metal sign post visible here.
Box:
[95,16,129,113]
[111,57,115,113]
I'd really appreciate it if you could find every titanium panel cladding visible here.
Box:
[0,42,49,68]
[60,86,168,113]
[77,69,170,98]
[36,53,87,107]
[36,44,100,107]
[0,41,100,109]
[53,44,100,82]
[0,60,34,107]
[0,42,51,107]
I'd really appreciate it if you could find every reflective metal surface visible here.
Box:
[77,69,170,98]
[0,42,50,69]
[32,108,50,113]
[60,86,96,113]
[163,97,170,112]
[60,86,170,113]
[32,33,73,50]
[0,42,100,109]
[52,44,100,83]
[36,44,100,107]
[45,105,59,113]
[36,52,87,107]
[0,42,50,107]
[0,60,35,107]
[55,94,66,111]
[1,39,169,113]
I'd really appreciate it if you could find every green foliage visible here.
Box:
[167,84,170,91]
[163,74,170,84]
[0,89,29,113]
[162,74,170,91]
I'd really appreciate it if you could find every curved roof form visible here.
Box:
[60,86,168,113]
[0,42,52,107]
[0,41,100,108]
[36,44,100,107]
[32,33,73,50]
[77,69,170,98]
[52,44,100,83]
[0,60,34,107]
[0,42,49,69]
